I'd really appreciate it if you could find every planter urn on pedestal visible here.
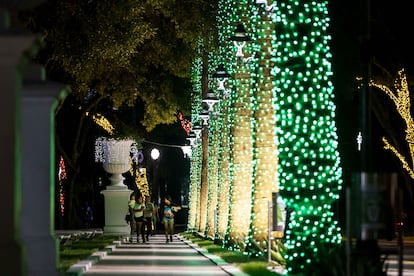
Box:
[95,137,138,235]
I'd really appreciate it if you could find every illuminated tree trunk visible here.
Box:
[215,0,235,241]
[221,0,255,249]
[227,66,254,247]
[217,97,232,239]
[188,57,203,231]
[273,1,343,274]
[249,6,279,246]
[198,54,210,233]
[198,127,209,233]
[206,117,220,238]
[187,146,202,231]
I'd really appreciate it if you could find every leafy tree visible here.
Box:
[18,0,218,228]
[20,0,218,129]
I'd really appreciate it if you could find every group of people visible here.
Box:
[127,193,180,243]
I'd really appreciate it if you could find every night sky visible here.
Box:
[143,123,190,206]
[329,1,414,182]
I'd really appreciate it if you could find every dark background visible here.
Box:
[331,0,414,233]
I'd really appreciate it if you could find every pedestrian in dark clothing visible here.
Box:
[161,195,181,243]
[143,196,155,241]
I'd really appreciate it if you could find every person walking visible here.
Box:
[161,195,181,243]
[143,196,155,241]
[152,198,160,235]
[130,194,146,243]
[127,193,137,243]
[82,201,93,228]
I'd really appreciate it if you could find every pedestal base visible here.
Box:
[101,188,133,236]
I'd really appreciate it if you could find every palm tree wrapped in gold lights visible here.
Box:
[369,67,414,178]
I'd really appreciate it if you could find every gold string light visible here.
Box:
[370,68,414,179]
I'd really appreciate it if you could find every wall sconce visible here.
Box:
[212,64,231,99]
[255,0,275,11]
[192,123,203,139]
[199,109,210,126]
[230,24,251,58]
[212,63,231,91]
[202,89,219,112]
[181,145,192,159]
[186,132,198,146]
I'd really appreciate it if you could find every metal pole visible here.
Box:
[346,187,351,276]
[214,208,217,241]
[268,198,271,263]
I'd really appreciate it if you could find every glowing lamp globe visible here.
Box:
[151,148,160,161]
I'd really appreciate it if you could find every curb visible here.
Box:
[177,234,249,276]
[65,241,119,275]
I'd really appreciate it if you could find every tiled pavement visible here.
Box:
[65,233,249,276]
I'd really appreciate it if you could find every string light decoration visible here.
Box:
[58,155,67,217]
[213,0,236,241]
[132,167,150,198]
[198,117,209,232]
[215,66,233,240]
[244,1,279,256]
[177,111,192,134]
[187,56,204,231]
[86,112,114,135]
[272,1,343,273]
[188,142,202,231]
[369,68,414,179]
[188,0,343,271]
[206,110,220,238]
[225,29,255,251]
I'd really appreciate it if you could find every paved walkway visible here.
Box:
[66,233,249,276]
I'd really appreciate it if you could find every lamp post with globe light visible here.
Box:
[150,147,161,205]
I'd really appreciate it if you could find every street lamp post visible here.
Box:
[150,147,160,204]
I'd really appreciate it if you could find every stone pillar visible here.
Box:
[101,188,133,235]
[21,63,68,275]
[0,31,36,276]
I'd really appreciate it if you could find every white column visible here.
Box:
[21,63,68,275]
[0,32,36,276]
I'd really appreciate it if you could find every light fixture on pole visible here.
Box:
[212,64,231,99]
[150,147,160,204]
[202,89,220,112]
[192,123,203,139]
[212,63,231,91]
[230,24,251,58]
[186,131,198,146]
[150,147,160,161]
[255,0,276,11]
[199,109,210,126]
[181,145,192,159]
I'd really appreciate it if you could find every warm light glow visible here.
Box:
[370,68,414,179]
[187,57,203,232]
[130,166,150,198]
[87,112,114,135]
[188,1,343,274]
[150,148,160,160]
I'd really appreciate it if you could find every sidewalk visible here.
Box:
[65,233,249,276]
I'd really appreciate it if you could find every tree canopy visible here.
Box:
[19,0,218,130]
[17,0,218,228]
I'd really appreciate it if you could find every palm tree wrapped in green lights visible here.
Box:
[272,1,343,274]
